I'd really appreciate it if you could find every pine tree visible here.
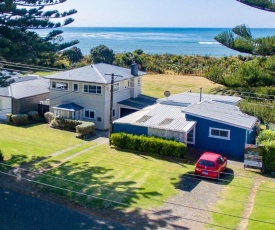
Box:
[0,0,78,65]
[215,0,275,56]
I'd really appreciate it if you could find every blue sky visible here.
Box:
[52,0,275,27]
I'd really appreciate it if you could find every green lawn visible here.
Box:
[36,144,193,210]
[247,180,275,230]
[0,123,85,166]
[142,74,223,98]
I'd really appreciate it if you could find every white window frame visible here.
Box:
[83,84,102,95]
[209,127,230,140]
[112,108,116,118]
[124,80,130,89]
[84,109,96,120]
[187,127,195,144]
[113,82,120,92]
[51,81,69,91]
[73,83,79,92]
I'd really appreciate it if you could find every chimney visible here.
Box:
[131,62,138,76]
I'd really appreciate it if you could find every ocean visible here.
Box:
[37,27,275,57]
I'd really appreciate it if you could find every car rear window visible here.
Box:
[198,160,215,167]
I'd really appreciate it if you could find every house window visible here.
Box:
[52,81,68,90]
[137,77,141,86]
[112,108,116,118]
[187,128,195,144]
[209,127,230,140]
[83,84,102,94]
[84,109,95,119]
[124,80,130,89]
[113,82,120,92]
[73,83,79,92]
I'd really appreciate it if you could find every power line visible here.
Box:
[1,167,275,228]
[0,169,235,230]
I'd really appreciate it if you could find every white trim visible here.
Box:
[83,84,102,95]
[209,127,230,140]
[187,126,196,144]
[84,109,96,120]
[113,82,120,92]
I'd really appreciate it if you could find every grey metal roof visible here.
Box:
[0,87,10,97]
[115,104,196,132]
[158,92,242,106]
[6,78,50,99]
[45,63,146,84]
[118,94,157,110]
[183,100,257,130]
[52,103,83,111]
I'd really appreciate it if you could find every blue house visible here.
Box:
[113,92,258,159]
[183,100,257,159]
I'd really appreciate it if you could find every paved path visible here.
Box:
[0,187,132,230]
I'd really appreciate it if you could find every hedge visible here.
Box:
[257,130,275,173]
[11,114,28,125]
[110,133,186,158]
[261,141,275,173]
[76,122,95,138]
[28,110,39,121]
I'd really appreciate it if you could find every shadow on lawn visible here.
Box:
[0,155,186,229]
[174,168,235,192]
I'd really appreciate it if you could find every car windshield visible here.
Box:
[198,160,215,167]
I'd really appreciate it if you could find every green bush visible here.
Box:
[256,130,275,145]
[44,112,54,123]
[11,114,28,125]
[76,122,95,138]
[261,140,275,173]
[110,133,186,158]
[28,110,39,120]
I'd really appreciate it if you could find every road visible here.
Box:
[0,187,131,230]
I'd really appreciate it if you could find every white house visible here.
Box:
[45,63,148,130]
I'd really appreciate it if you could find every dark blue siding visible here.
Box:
[112,123,148,136]
[246,127,256,144]
[186,115,253,160]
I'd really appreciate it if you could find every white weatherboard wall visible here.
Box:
[0,97,12,120]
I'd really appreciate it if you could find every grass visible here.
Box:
[246,180,275,230]
[142,74,223,98]
[208,167,254,229]
[36,144,193,210]
[0,123,85,166]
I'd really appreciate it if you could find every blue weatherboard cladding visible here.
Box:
[246,126,256,145]
[112,123,148,136]
[186,114,254,160]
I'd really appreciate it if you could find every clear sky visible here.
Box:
[50,0,275,28]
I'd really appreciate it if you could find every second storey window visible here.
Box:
[52,81,68,91]
[73,83,79,92]
[83,84,102,94]
[113,82,120,92]
[209,128,230,140]
[124,80,130,89]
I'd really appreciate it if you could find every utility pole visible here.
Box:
[105,73,123,145]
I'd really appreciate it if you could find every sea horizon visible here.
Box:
[36,27,275,57]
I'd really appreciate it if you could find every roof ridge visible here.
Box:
[92,64,107,84]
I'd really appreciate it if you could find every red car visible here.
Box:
[195,152,227,179]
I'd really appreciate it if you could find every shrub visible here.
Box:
[76,122,95,138]
[261,140,275,173]
[28,110,39,120]
[110,133,186,158]
[44,112,54,124]
[11,114,28,125]
[257,130,275,145]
